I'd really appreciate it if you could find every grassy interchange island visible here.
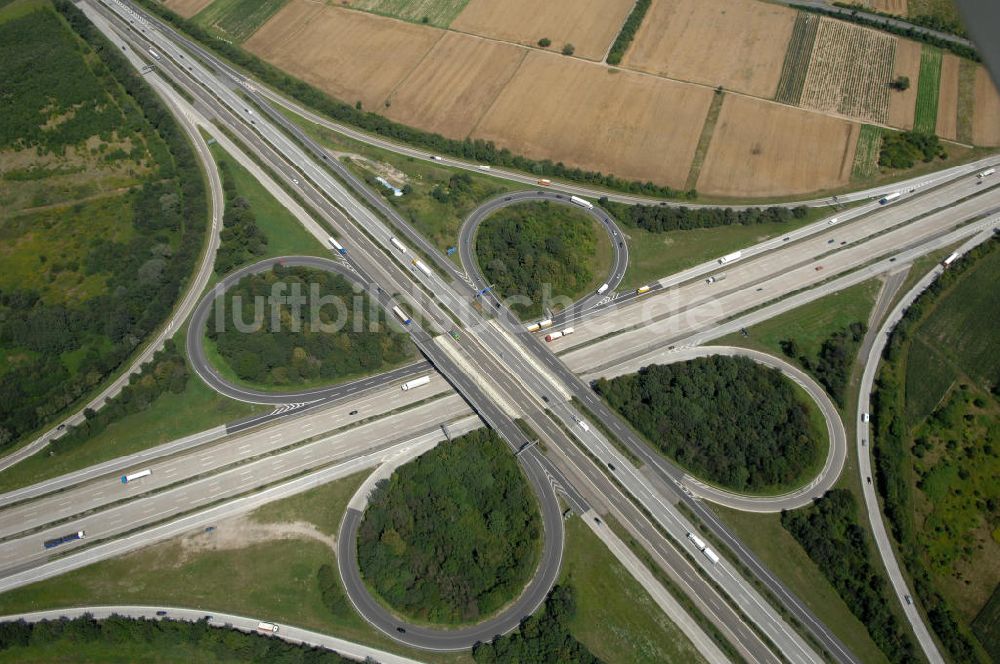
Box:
[474,201,611,319]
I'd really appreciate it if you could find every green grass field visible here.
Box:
[902,335,954,423]
[209,142,327,259]
[620,206,834,291]
[852,125,884,181]
[560,519,705,664]
[956,59,976,144]
[193,0,287,42]
[686,91,725,191]
[973,584,1000,663]
[712,505,890,664]
[914,46,943,134]
[346,0,469,27]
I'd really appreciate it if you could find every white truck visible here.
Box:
[401,375,431,391]
[718,251,742,265]
[879,192,901,204]
[596,283,609,295]
[412,259,432,277]
[392,305,411,326]
[121,469,152,484]
[570,195,594,210]
[256,622,279,635]
[148,48,160,60]
[327,237,347,255]
[941,252,959,268]
[687,532,707,551]
[703,548,721,564]
[390,236,408,253]
[976,168,996,179]
[544,327,574,343]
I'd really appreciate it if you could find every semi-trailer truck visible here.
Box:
[401,376,430,391]
[256,622,279,634]
[392,305,411,325]
[977,168,996,179]
[327,237,347,255]
[43,530,86,550]
[687,532,707,551]
[705,273,726,284]
[544,328,574,342]
[718,251,741,265]
[526,319,554,332]
[879,192,901,204]
[703,548,721,564]
[412,259,432,277]
[121,469,152,484]
[570,195,594,210]
[390,236,408,253]
[538,179,551,186]
[148,48,160,60]
[596,283,609,295]
[942,252,959,267]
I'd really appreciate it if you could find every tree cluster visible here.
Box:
[215,161,269,274]
[357,428,541,624]
[476,201,598,318]
[473,585,603,664]
[781,490,919,663]
[782,321,866,407]
[606,0,651,65]
[130,0,690,200]
[879,131,945,169]
[0,614,352,663]
[206,267,412,387]
[0,1,207,453]
[602,199,808,234]
[594,356,821,491]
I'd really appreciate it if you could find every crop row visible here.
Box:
[775,12,819,106]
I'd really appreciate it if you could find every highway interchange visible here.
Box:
[0,1,997,662]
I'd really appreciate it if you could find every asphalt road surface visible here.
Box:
[457,190,628,320]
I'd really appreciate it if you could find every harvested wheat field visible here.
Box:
[621,0,796,99]
[164,0,213,19]
[244,1,441,111]
[475,53,713,188]
[697,95,860,197]
[384,31,526,138]
[801,18,896,124]
[935,54,960,140]
[451,0,634,61]
[971,67,1000,146]
[887,38,921,129]
[859,0,907,14]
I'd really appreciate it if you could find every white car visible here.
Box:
[862,412,870,423]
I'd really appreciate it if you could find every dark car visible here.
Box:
[349,410,358,415]
[156,611,167,616]
[396,627,407,634]
[607,463,616,471]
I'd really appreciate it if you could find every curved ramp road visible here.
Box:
[458,191,629,318]
[186,256,422,405]
[587,346,847,512]
[0,606,423,664]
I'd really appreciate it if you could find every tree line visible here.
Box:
[781,321,866,407]
[475,201,598,318]
[833,2,968,38]
[601,199,809,234]
[594,356,821,492]
[0,614,352,663]
[131,0,689,200]
[879,131,945,169]
[473,585,602,664]
[606,0,651,66]
[782,489,920,663]
[206,266,412,387]
[0,1,207,453]
[357,428,541,624]
[871,234,999,664]
[215,160,269,274]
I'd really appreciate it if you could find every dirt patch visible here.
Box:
[620,0,796,99]
[696,95,860,197]
[163,0,213,19]
[244,1,441,111]
[971,65,1000,146]
[335,152,410,186]
[800,17,896,124]
[887,37,921,129]
[384,30,526,138]
[451,0,634,61]
[177,514,337,565]
[474,52,713,189]
[935,53,959,140]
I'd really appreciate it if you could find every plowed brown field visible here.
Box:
[887,38,920,129]
[474,53,713,188]
[244,1,441,111]
[697,95,859,197]
[935,54,959,140]
[164,0,213,19]
[383,32,526,138]
[451,0,633,61]
[971,66,1000,146]
[621,0,796,99]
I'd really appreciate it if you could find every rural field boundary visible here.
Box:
[685,90,725,191]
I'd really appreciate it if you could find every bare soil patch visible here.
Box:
[244,0,441,111]
[971,66,1000,146]
[178,514,337,565]
[621,0,796,99]
[697,95,859,197]
[384,30,525,138]
[887,37,921,129]
[800,17,896,124]
[474,52,713,189]
[164,0,213,19]
[451,0,634,62]
[935,53,959,140]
